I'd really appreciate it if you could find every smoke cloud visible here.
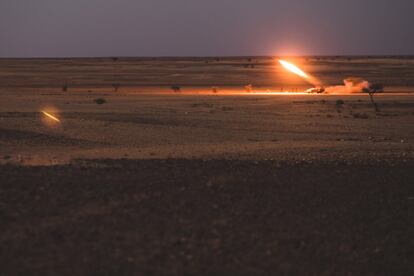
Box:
[325,77,372,94]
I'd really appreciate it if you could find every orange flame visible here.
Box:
[42,111,60,122]
[279,60,309,79]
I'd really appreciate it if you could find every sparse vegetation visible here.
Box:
[211,86,219,93]
[94,98,106,105]
[191,102,214,108]
[336,99,345,106]
[353,112,369,119]
[336,99,344,112]
[171,85,181,93]
[62,84,68,92]
[112,83,120,92]
[221,106,233,111]
[363,84,384,112]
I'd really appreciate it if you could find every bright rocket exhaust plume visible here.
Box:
[42,111,60,122]
[278,60,380,95]
[279,60,309,79]
[278,59,323,91]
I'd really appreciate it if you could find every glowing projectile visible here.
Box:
[42,111,60,122]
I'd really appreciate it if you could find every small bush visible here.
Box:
[62,84,68,92]
[94,98,106,105]
[336,99,345,106]
[363,84,383,112]
[171,85,181,93]
[112,83,120,92]
[221,106,233,111]
[353,113,369,119]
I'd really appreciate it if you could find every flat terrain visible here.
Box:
[1,92,413,165]
[1,56,414,93]
[1,159,413,275]
[1,57,414,275]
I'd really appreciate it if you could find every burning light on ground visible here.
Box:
[278,60,309,79]
[41,111,60,123]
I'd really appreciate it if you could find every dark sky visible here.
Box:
[1,0,413,57]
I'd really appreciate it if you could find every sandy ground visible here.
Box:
[1,57,414,275]
[1,92,413,165]
[1,57,414,92]
[1,159,413,275]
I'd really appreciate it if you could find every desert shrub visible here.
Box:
[335,99,345,113]
[94,98,106,105]
[112,57,119,62]
[336,99,345,106]
[245,84,253,92]
[365,84,384,93]
[62,84,68,92]
[112,83,120,92]
[353,113,369,119]
[211,86,219,93]
[221,106,233,111]
[191,102,214,108]
[363,84,384,112]
[171,85,181,93]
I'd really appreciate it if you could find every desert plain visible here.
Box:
[1,57,413,275]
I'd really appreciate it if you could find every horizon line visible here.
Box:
[1,54,414,59]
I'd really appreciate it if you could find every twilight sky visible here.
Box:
[1,0,413,57]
